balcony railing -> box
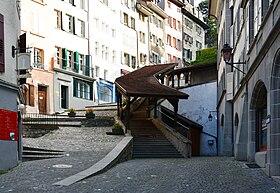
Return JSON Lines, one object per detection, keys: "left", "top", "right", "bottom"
{"left": 54, "top": 57, "right": 94, "bottom": 78}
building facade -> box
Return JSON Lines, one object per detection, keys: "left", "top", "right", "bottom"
{"left": 159, "top": 0, "right": 184, "bottom": 67}
{"left": 182, "top": 1, "right": 207, "bottom": 65}
{"left": 0, "top": 0, "right": 21, "bottom": 170}
{"left": 210, "top": 0, "right": 280, "bottom": 177}
{"left": 21, "top": 0, "right": 95, "bottom": 113}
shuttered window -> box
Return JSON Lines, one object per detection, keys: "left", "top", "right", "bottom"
{"left": 0, "top": 14, "right": 4, "bottom": 72}
{"left": 29, "top": 85, "right": 35, "bottom": 107}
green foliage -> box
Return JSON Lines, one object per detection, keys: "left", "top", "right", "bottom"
{"left": 198, "top": 0, "right": 217, "bottom": 47}
{"left": 0, "top": 170, "right": 9, "bottom": 175}
{"left": 190, "top": 46, "right": 217, "bottom": 65}
{"left": 112, "top": 123, "right": 123, "bottom": 129}
{"left": 69, "top": 108, "right": 76, "bottom": 113}
{"left": 85, "top": 108, "right": 94, "bottom": 115}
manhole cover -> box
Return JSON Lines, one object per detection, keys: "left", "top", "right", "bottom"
{"left": 245, "top": 163, "right": 260, "bottom": 168}
{"left": 52, "top": 164, "right": 72, "bottom": 169}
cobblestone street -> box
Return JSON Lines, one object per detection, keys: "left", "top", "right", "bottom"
{"left": 0, "top": 127, "right": 279, "bottom": 193}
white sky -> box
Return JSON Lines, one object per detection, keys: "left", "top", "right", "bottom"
{"left": 194, "top": 0, "right": 203, "bottom": 6}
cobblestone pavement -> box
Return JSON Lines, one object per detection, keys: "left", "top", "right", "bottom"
{"left": 0, "top": 128, "right": 280, "bottom": 192}
{"left": 0, "top": 126, "right": 123, "bottom": 193}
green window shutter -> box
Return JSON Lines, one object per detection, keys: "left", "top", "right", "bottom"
{"left": 74, "top": 51, "right": 79, "bottom": 73}
{"left": 90, "top": 82, "right": 93, "bottom": 100}
{"left": 72, "top": 16, "right": 75, "bottom": 34}
{"left": 85, "top": 55, "right": 90, "bottom": 76}
{"left": 62, "top": 48, "right": 68, "bottom": 69}
{"left": 73, "top": 78, "right": 78, "bottom": 97}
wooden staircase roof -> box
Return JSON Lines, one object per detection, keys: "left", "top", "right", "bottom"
{"left": 115, "top": 63, "right": 189, "bottom": 99}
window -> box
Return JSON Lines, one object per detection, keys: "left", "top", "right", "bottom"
{"left": 94, "top": 18, "right": 99, "bottom": 29}
{"left": 105, "top": 46, "right": 109, "bottom": 60}
{"left": 177, "top": 21, "right": 181, "bottom": 31}
{"left": 173, "top": 37, "right": 177, "bottom": 48}
{"left": 104, "top": 70, "right": 108, "bottom": 80}
{"left": 140, "top": 31, "right": 145, "bottom": 43}
{"left": 131, "top": 0, "right": 135, "bottom": 11}
{"left": 139, "top": 13, "right": 145, "bottom": 22}
{"left": 112, "top": 50, "right": 116, "bottom": 63}
{"left": 80, "top": 0, "right": 85, "bottom": 9}
{"left": 24, "top": 84, "right": 35, "bottom": 106}
{"left": 79, "top": 20, "right": 85, "bottom": 37}
{"left": 95, "top": 66, "right": 100, "bottom": 77}
{"left": 66, "top": 14, "right": 74, "bottom": 33}
{"left": 100, "top": 86, "right": 112, "bottom": 103}
{"left": 167, "top": 1, "right": 171, "bottom": 8}
{"left": 69, "top": 0, "right": 74, "bottom": 5}
{"left": 55, "top": 46, "right": 61, "bottom": 66}
{"left": 177, "top": 39, "right": 181, "bottom": 51}
{"left": 79, "top": 54, "right": 84, "bottom": 71}
{"left": 124, "top": 13, "right": 129, "bottom": 26}
{"left": 167, "top": 35, "right": 171, "bottom": 46}
{"left": 55, "top": 10, "right": 62, "bottom": 29}
{"left": 95, "top": 42, "right": 99, "bottom": 56}
{"left": 196, "top": 25, "right": 202, "bottom": 35}
{"left": 173, "top": 18, "right": 176, "bottom": 29}
{"left": 131, "top": 56, "right": 136, "bottom": 68}
{"left": 0, "top": 14, "right": 5, "bottom": 72}
{"left": 185, "top": 18, "right": 193, "bottom": 29}
{"left": 124, "top": 53, "right": 130, "bottom": 66}
{"left": 34, "top": 48, "right": 44, "bottom": 68}
{"left": 112, "top": 29, "right": 116, "bottom": 38}
{"left": 103, "top": 0, "right": 108, "bottom": 6}
{"left": 158, "top": 19, "right": 163, "bottom": 29}
{"left": 168, "top": 54, "right": 172, "bottom": 62}
{"left": 124, "top": 0, "right": 129, "bottom": 7}
{"left": 73, "top": 78, "right": 93, "bottom": 100}
{"left": 102, "top": 45, "right": 105, "bottom": 59}
{"left": 140, "top": 53, "right": 146, "bottom": 64}
{"left": 131, "top": 17, "right": 135, "bottom": 29}
{"left": 168, "top": 16, "right": 172, "bottom": 27}
{"left": 67, "top": 50, "right": 73, "bottom": 68}
{"left": 196, "top": 40, "right": 202, "bottom": 49}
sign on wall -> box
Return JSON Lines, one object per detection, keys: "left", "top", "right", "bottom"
{"left": 0, "top": 109, "right": 18, "bottom": 141}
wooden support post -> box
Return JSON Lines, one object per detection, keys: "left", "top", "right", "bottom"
{"left": 177, "top": 74, "right": 180, "bottom": 88}
{"left": 171, "top": 75, "right": 174, "bottom": 88}
{"left": 126, "top": 96, "right": 131, "bottom": 133}
{"left": 154, "top": 98, "right": 157, "bottom": 118}
{"left": 117, "top": 91, "right": 120, "bottom": 117}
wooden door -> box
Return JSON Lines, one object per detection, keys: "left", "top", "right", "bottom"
{"left": 38, "top": 91, "right": 47, "bottom": 114}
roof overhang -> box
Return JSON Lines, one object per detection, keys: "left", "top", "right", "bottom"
{"left": 169, "top": 0, "right": 185, "bottom": 7}
{"left": 146, "top": 2, "right": 168, "bottom": 19}
{"left": 136, "top": 2, "right": 153, "bottom": 16}
{"left": 182, "top": 8, "right": 209, "bottom": 30}
{"left": 208, "top": 0, "right": 219, "bottom": 19}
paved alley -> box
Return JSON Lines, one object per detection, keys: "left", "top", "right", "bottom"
{"left": 0, "top": 129, "right": 279, "bottom": 193}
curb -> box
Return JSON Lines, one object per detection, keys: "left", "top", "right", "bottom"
{"left": 53, "top": 136, "right": 133, "bottom": 186}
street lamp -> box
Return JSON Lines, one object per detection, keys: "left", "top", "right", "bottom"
{"left": 208, "top": 110, "right": 217, "bottom": 122}
{"left": 221, "top": 43, "right": 246, "bottom": 74}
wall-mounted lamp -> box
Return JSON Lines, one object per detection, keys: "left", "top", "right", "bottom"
{"left": 221, "top": 43, "right": 246, "bottom": 74}
{"left": 208, "top": 110, "right": 217, "bottom": 121}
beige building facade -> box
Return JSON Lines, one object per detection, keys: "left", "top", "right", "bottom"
{"left": 210, "top": 0, "right": 280, "bottom": 177}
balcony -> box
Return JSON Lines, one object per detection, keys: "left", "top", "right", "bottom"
{"left": 54, "top": 57, "right": 94, "bottom": 78}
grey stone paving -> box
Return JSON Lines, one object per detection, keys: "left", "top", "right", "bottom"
{"left": 0, "top": 126, "right": 279, "bottom": 193}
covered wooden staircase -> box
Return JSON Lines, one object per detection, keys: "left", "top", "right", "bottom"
{"left": 130, "top": 101, "right": 183, "bottom": 158}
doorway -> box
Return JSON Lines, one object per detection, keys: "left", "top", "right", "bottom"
{"left": 38, "top": 86, "right": 47, "bottom": 114}
{"left": 61, "top": 85, "right": 68, "bottom": 109}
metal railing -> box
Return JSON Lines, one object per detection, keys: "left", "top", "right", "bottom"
{"left": 158, "top": 108, "right": 190, "bottom": 140}
{"left": 22, "top": 113, "right": 58, "bottom": 125}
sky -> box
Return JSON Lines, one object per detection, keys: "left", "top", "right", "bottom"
{"left": 194, "top": 0, "right": 203, "bottom": 6}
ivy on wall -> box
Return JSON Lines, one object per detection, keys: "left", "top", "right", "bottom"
{"left": 190, "top": 46, "right": 217, "bottom": 65}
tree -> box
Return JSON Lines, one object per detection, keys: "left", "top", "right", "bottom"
{"left": 198, "top": 0, "right": 217, "bottom": 47}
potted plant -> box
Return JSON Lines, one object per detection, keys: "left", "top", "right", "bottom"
{"left": 112, "top": 123, "right": 124, "bottom": 135}
{"left": 68, "top": 108, "right": 76, "bottom": 117}
{"left": 85, "top": 108, "right": 95, "bottom": 119}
